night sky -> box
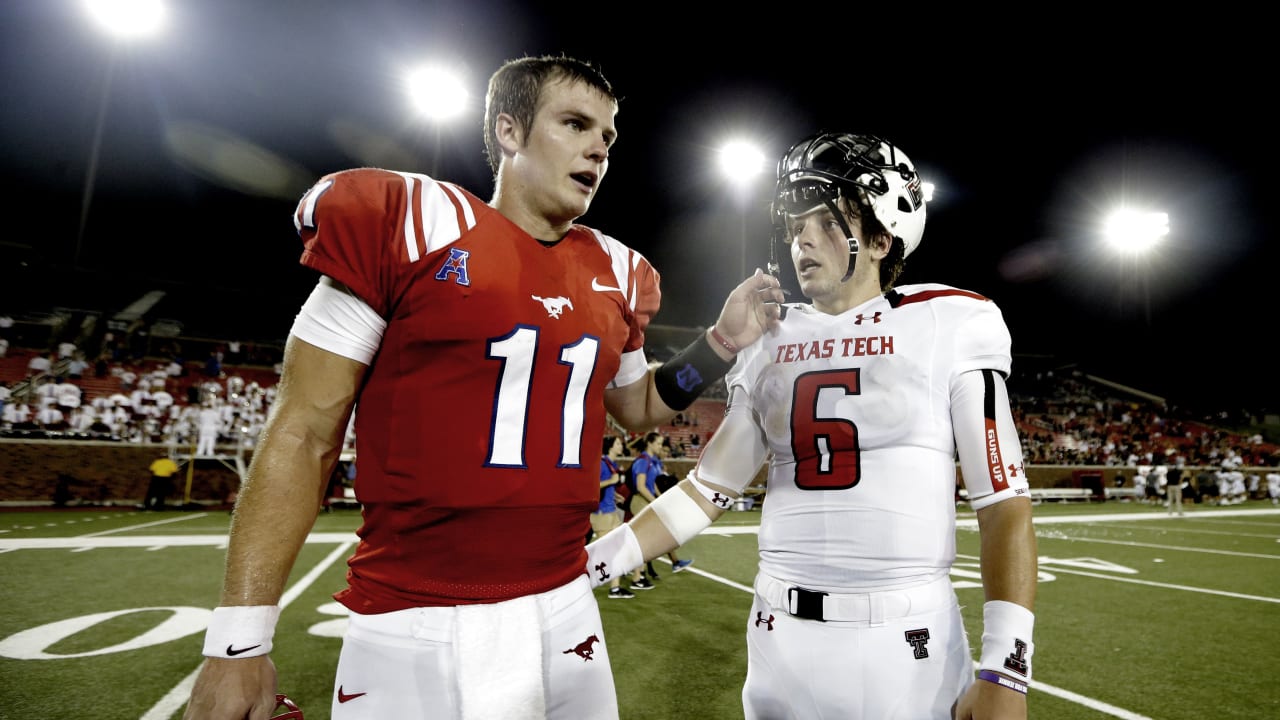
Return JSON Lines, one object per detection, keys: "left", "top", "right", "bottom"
{"left": 2, "top": 1, "right": 1273, "bottom": 413}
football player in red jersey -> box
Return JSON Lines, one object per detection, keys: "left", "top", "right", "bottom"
{"left": 587, "top": 133, "right": 1038, "bottom": 719}
{"left": 183, "top": 55, "right": 783, "bottom": 720}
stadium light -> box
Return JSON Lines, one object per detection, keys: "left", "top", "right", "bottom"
{"left": 76, "top": 0, "right": 167, "bottom": 268}
{"left": 1102, "top": 208, "right": 1170, "bottom": 254}
{"left": 407, "top": 64, "right": 469, "bottom": 121}
{"left": 718, "top": 139, "right": 766, "bottom": 278}
{"left": 718, "top": 140, "right": 766, "bottom": 189}
{"left": 406, "top": 63, "right": 468, "bottom": 176}
{"left": 83, "top": 0, "right": 166, "bottom": 39}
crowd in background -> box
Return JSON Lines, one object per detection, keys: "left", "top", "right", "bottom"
{"left": 1, "top": 317, "right": 1277, "bottom": 482}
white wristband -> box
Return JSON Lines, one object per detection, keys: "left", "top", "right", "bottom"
{"left": 584, "top": 525, "right": 643, "bottom": 589}
{"left": 202, "top": 605, "right": 281, "bottom": 659}
{"left": 687, "top": 474, "right": 735, "bottom": 510}
{"left": 648, "top": 486, "right": 712, "bottom": 546}
{"left": 979, "top": 600, "right": 1035, "bottom": 681}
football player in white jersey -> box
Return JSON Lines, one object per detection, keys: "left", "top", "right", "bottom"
{"left": 588, "top": 132, "right": 1038, "bottom": 718}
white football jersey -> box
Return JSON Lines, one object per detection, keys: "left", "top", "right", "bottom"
{"left": 727, "top": 283, "right": 1027, "bottom": 592}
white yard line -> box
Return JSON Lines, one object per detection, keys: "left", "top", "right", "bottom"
{"left": 1033, "top": 534, "right": 1279, "bottom": 559}
{"left": 139, "top": 541, "right": 354, "bottom": 720}
{"left": 1018, "top": 565, "right": 1279, "bottom": 604}
{"left": 80, "top": 513, "right": 208, "bottom": 537}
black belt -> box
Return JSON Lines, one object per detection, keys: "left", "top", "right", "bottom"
{"left": 786, "top": 586, "right": 829, "bottom": 622}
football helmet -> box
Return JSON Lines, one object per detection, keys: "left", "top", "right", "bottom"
{"left": 770, "top": 132, "right": 926, "bottom": 281}
{"left": 272, "top": 694, "right": 304, "bottom": 720}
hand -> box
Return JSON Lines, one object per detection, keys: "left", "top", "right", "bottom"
{"left": 183, "top": 656, "right": 278, "bottom": 720}
{"left": 954, "top": 674, "right": 1027, "bottom": 720}
{"left": 712, "top": 269, "right": 785, "bottom": 357}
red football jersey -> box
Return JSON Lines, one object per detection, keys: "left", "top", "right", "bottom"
{"left": 293, "top": 168, "right": 661, "bottom": 611}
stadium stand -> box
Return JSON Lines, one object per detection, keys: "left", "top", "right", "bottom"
{"left": 1, "top": 315, "right": 1276, "bottom": 508}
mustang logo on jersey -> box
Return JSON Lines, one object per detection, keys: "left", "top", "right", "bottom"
{"left": 774, "top": 335, "right": 894, "bottom": 364}
{"left": 434, "top": 247, "right": 471, "bottom": 286}
{"left": 531, "top": 295, "right": 574, "bottom": 319}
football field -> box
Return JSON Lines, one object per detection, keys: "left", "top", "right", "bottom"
{"left": 1, "top": 501, "right": 1277, "bottom": 719}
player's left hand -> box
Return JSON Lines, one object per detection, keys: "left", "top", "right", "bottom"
{"left": 954, "top": 676, "right": 1027, "bottom": 720}
{"left": 712, "top": 268, "right": 785, "bottom": 355}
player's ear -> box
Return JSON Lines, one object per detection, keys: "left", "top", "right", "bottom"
{"left": 494, "top": 112, "right": 524, "bottom": 158}
{"left": 870, "top": 231, "right": 893, "bottom": 258}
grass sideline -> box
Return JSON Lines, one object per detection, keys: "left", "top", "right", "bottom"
{"left": 1, "top": 500, "right": 1277, "bottom": 719}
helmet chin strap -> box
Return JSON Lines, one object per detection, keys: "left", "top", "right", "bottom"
{"left": 821, "top": 196, "right": 859, "bottom": 283}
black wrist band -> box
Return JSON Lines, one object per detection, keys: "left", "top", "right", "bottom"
{"left": 653, "top": 332, "right": 735, "bottom": 411}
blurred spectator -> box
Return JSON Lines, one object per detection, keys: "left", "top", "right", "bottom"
{"left": 67, "top": 353, "right": 89, "bottom": 380}
{"left": 196, "top": 402, "right": 222, "bottom": 456}
{"left": 35, "top": 404, "right": 66, "bottom": 432}
{"left": 144, "top": 454, "right": 181, "bottom": 510}
{"left": 203, "top": 349, "right": 223, "bottom": 378}
{"left": 54, "top": 378, "right": 82, "bottom": 414}
{"left": 26, "top": 351, "right": 52, "bottom": 378}
{"left": 2, "top": 400, "right": 32, "bottom": 429}
{"left": 1165, "top": 464, "right": 1184, "bottom": 516}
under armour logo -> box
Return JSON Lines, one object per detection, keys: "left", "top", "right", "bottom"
{"left": 531, "top": 295, "right": 574, "bottom": 319}
{"left": 594, "top": 561, "right": 611, "bottom": 583}
{"left": 434, "top": 248, "right": 471, "bottom": 286}
{"left": 1007, "top": 462, "right": 1025, "bottom": 478}
{"left": 563, "top": 634, "right": 600, "bottom": 661}
{"left": 675, "top": 363, "right": 703, "bottom": 392}
{"left": 1004, "top": 638, "right": 1030, "bottom": 676}
{"left": 854, "top": 312, "right": 882, "bottom": 325}
{"left": 755, "top": 612, "right": 774, "bottom": 631}
{"left": 711, "top": 492, "right": 731, "bottom": 508}
{"left": 905, "top": 628, "right": 930, "bottom": 659}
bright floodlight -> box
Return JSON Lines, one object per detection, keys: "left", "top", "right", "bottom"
{"left": 1102, "top": 209, "right": 1169, "bottom": 253}
{"left": 921, "top": 181, "right": 935, "bottom": 202}
{"left": 84, "top": 0, "right": 165, "bottom": 39}
{"left": 719, "top": 140, "right": 766, "bottom": 188}
{"left": 408, "top": 65, "right": 469, "bottom": 121}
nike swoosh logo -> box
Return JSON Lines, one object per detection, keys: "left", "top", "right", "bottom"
{"left": 337, "top": 686, "right": 367, "bottom": 703}
{"left": 225, "top": 644, "right": 261, "bottom": 656}
{"left": 591, "top": 277, "right": 623, "bottom": 293}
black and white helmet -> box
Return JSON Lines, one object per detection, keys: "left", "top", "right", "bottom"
{"left": 771, "top": 133, "right": 926, "bottom": 279}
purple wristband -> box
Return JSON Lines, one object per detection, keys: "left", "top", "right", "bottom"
{"left": 978, "top": 669, "right": 1028, "bottom": 695}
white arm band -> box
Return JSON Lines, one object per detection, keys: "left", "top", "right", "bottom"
{"left": 953, "top": 370, "right": 1029, "bottom": 510}
{"left": 201, "top": 605, "right": 281, "bottom": 659}
{"left": 687, "top": 474, "right": 736, "bottom": 510}
{"left": 979, "top": 600, "right": 1035, "bottom": 682}
{"left": 584, "top": 525, "right": 643, "bottom": 589}
{"left": 690, "top": 386, "right": 767, "bottom": 495}
{"left": 647, "top": 486, "right": 713, "bottom": 546}
{"left": 289, "top": 276, "right": 386, "bottom": 365}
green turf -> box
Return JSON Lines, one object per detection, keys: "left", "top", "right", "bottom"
{"left": 1, "top": 502, "right": 1277, "bottom": 719}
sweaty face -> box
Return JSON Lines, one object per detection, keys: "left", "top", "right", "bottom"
{"left": 509, "top": 78, "right": 617, "bottom": 228}
{"left": 786, "top": 204, "right": 859, "bottom": 303}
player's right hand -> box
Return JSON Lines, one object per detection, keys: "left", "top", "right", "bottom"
{"left": 183, "top": 655, "right": 278, "bottom": 720}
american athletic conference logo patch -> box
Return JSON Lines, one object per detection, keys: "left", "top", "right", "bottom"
{"left": 434, "top": 247, "right": 471, "bottom": 285}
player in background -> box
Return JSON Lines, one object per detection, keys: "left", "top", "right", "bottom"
{"left": 183, "top": 54, "right": 783, "bottom": 720}
{"left": 587, "top": 132, "right": 1038, "bottom": 718}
